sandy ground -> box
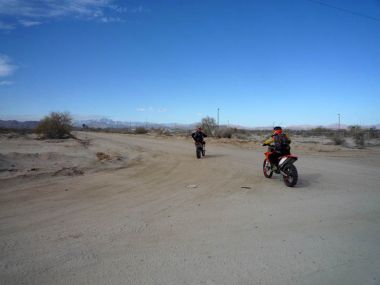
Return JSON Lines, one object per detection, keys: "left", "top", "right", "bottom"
{"left": 1, "top": 131, "right": 380, "bottom": 285}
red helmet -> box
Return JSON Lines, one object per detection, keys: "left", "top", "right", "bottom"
{"left": 197, "top": 127, "right": 202, "bottom": 131}
{"left": 273, "top": 126, "right": 282, "bottom": 135}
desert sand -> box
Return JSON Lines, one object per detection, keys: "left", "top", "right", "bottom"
{"left": 1, "top": 131, "right": 380, "bottom": 285}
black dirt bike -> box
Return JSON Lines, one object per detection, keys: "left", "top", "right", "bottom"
{"left": 195, "top": 141, "right": 206, "bottom": 159}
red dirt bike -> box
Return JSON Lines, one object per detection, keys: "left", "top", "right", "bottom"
{"left": 262, "top": 144, "right": 298, "bottom": 187}
{"left": 195, "top": 141, "right": 206, "bottom": 159}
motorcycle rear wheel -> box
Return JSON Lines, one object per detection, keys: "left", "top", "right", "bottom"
{"left": 196, "top": 148, "right": 201, "bottom": 159}
{"left": 263, "top": 159, "right": 273, "bottom": 178}
{"left": 282, "top": 164, "right": 298, "bottom": 187}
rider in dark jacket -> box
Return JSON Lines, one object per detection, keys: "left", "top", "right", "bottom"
{"left": 191, "top": 127, "right": 207, "bottom": 144}
{"left": 263, "top": 126, "right": 291, "bottom": 170}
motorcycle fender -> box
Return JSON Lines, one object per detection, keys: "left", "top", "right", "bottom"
{"left": 279, "top": 157, "right": 288, "bottom": 166}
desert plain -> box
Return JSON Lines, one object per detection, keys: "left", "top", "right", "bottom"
{"left": 1, "top": 131, "right": 380, "bottom": 285}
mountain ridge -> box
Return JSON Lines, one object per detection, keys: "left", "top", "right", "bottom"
{"left": 0, "top": 119, "right": 379, "bottom": 130}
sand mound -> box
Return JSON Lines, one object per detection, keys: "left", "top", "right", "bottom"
{"left": 0, "top": 134, "right": 129, "bottom": 180}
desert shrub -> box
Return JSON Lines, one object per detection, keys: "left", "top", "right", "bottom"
{"left": 348, "top": 125, "right": 366, "bottom": 147}
{"left": 332, "top": 135, "right": 345, "bottom": 145}
{"left": 354, "top": 132, "right": 365, "bottom": 148}
{"left": 152, "top": 128, "right": 171, "bottom": 136}
{"left": 215, "top": 128, "right": 234, "bottom": 138}
{"left": 96, "top": 152, "right": 111, "bottom": 161}
{"left": 368, "top": 127, "right": 379, "bottom": 139}
{"left": 35, "top": 112, "right": 73, "bottom": 139}
{"left": 135, "top": 127, "right": 148, "bottom": 134}
{"left": 234, "top": 132, "right": 250, "bottom": 140}
{"left": 200, "top": 116, "right": 217, "bottom": 136}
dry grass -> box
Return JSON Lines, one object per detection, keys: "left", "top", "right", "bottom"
{"left": 96, "top": 152, "right": 111, "bottom": 161}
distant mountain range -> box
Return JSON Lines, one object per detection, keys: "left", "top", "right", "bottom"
{"left": 0, "top": 120, "right": 39, "bottom": 129}
{"left": 0, "top": 119, "right": 196, "bottom": 130}
{"left": 75, "top": 118, "right": 197, "bottom": 129}
{"left": 251, "top": 124, "right": 380, "bottom": 130}
{"left": 0, "top": 119, "right": 378, "bottom": 130}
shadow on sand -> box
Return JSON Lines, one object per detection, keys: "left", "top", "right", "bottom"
{"left": 202, "top": 153, "right": 227, "bottom": 159}
{"left": 296, "top": 173, "right": 322, "bottom": 188}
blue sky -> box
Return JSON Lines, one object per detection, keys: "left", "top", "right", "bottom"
{"left": 0, "top": 0, "right": 379, "bottom": 127}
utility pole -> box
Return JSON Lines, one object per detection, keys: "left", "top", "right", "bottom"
{"left": 338, "top": 113, "right": 341, "bottom": 130}
{"left": 337, "top": 113, "right": 341, "bottom": 136}
{"left": 217, "top": 108, "right": 220, "bottom": 128}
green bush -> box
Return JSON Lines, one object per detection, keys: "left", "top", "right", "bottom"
{"left": 35, "top": 112, "right": 73, "bottom": 139}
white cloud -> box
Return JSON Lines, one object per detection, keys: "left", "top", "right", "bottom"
{"left": 100, "top": 16, "right": 123, "bottom": 23}
{"left": 0, "top": 0, "right": 146, "bottom": 30}
{"left": 0, "top": 80, "right": 14, "bottom": 86}
{"left": 19, "top": 20, "right": 41, "bottom": 27}
{"left": 0, "top": 21, "right": 15, "bottom": 30}
{"left": 137, "top": 107, "right": 167, "bottom": 113}
{"left": 0, "top": 54, "right": 17, "bottom": 77}
{"left": 109, "top": 4, "right": 145, "bottom": 14}
{"left": 0, "top": 0, "right": 111, "bottom": 19}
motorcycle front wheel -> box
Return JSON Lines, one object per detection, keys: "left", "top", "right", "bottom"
{"left": 282, "top": 164, "right": 298, "bottom": 187}
{"left": 263, "top": 159, "right": 273, "bottom": 178}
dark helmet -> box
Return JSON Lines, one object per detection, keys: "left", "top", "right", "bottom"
{"left": 197, "top": 127, "right": 203, "bottom": 131}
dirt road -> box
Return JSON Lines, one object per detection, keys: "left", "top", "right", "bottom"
{"left": 1, "top": 132, "right": 380, "bottom": 284}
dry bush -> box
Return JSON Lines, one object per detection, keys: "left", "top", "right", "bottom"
{"left": 53, "top": 167, "right": 84, "bottom": 176}
{"left": 135, "top": 127, "right": 148, "bottom": 134}
{"left": 153, "top": 128, "right": 172, "bottom": 136}
{"left": 200, "top": 116, "right": 217, "bottom": 136}
{"left": 35, "top": 112, "right": 73, "bottom": 139}
{"left": 332, "top": 135, "right": 345, "bottom": 145}
{"left": 96, "top": 152, "right": 111, "bottom": 161}
{"left": 215, "top": 128, "right": 234, "bottom": 138}
{"left": 354, "top": 132, "right": 365, "bottom": 148}
{"left": 233, "top": 132, "right": 251, "bottom": 140}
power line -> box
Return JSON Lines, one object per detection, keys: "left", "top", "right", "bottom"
{"left": 307, "top": 0, "right": 380, "bottom": 23}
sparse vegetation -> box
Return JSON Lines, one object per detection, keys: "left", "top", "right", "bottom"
{"left": 134, "top": 127, "right": 148, "bottom": 134}
{"left": 96, "top": 152, "right": 111, "bottom": 161}
{"left": 215, "top": 128, "right": 234, "bottom": 138}
{"left": 332, "top": 135, "right": 345, "bottom": 145}
{"left": 35, "top": 112, "right": 73, "bottom": 139}
{"left": 0, "top": 128, "right": 33, "bottom": 135}
{"left": 200, "top": 116, "right": 217, "bottom": 136}
{"left": 153, "top": 128, "right": 172, "bottom": 136}
{"left": 354, "top": 132, "right": 365, "bottom": 148}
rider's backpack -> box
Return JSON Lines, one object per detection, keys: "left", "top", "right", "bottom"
{"left": 194, "top": 131, "right": 203, "bottom": 142}
{"left": 274, "top": 133, "right": 290, "bottom": 151}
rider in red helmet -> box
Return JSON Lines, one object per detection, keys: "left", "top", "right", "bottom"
{"left": 263, "top": 126, "right": 291, "bottom": 170}
{"left": 192, "top": 127, "right": 207, "bottom": 145}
